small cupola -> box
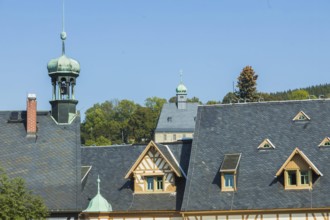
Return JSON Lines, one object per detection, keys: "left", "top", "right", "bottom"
{"left": 48, "top": 28, "right": 80, "bottom": 123}
{"left": 176, "top": 70, "right": 187, "bottom": 110}
{"left": 47, "top": 32, "right": 80, "bottom": 75}
{"left": 176, "top": 83, "right": 187, "bottom": 94}
{"left": 83, "top": 176, "right": 112, "bottom": 215}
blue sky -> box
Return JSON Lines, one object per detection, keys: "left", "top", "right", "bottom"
{"left": 0, "top": 1, "right": 329, "bottom": 120}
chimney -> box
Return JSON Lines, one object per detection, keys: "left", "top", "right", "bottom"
{"left": 27, "top": 94, "right": 37, "bottom": 136}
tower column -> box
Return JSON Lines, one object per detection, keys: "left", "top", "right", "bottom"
{"left": 52, "top": 82, "right": 56, "bottom": 100}
{"left": 58, "top": 81, "right": 62, "bottom": 100}
{"left": 71, "top": 83, "right": 75, "bottom": 100}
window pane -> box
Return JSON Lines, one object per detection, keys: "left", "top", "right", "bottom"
{"left": 146, "top": 177, "right": 154, "bottom": 190}
{"left": 288, "top": 171, "right": 297, "bottom": 185}
{"left": 301, "top": 171, "right": 309, "bottom": 185}
{"left": 224, "top": 174, "right": 234, "bottom": 187}
{"left": 156, "top": 177, "right": 163, "bottom": 190}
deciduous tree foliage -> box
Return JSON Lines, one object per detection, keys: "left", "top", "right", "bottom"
{"left": 288, "top": 89, "right": 309, "bottom": 100}
{"left": 81, "top": 97, "right": 167, "bottom": 145}
{"left": 236, "top": 66, "right": 259, "bottom": 102}
{"left": 0, "top": 167, "right": 48, "bottom": 219}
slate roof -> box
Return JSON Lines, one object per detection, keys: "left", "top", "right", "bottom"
{"left": 155, "top": 103, "right": 198, "bottom": 133}
{"left": 155, "top": 143, "right": 182, "bottom": 176}
{"left": 0, "top": 111, "right": 81, "bottom": 212}
{"left": 182, "top": 100, "right": 330, "bottom": 211}
{"left": 81, "top": 140, "right": 192, "bottom": 211}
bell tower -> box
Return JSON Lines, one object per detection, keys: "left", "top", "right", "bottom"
{"left": 47, "top": 3, "right": 80, "bottom": 124}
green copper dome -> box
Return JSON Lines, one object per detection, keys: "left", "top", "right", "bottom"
{"left": 83, "top": 176, "right": 112, "bottom": 213}
{"left": 47, "top": 55, "right": 80, "bottom": 74}
{"left": 176, "top": 83, "right": 187, "bottom": 94}
{"left": 47, "top": 31, "right": 80, "bottom": 75}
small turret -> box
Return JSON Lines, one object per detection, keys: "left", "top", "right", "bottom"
{"left": 176, "top": 70, "right": 187, "bottom": 110}
{"left": 83, "top": 176, "right": 112, "bottom": 212}
{"left": 47, "top": 8, "right": 80, "bottom": 124}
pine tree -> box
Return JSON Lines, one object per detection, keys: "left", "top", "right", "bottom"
{"left": 236, "top": 66, "right": 259, "bottom": 102}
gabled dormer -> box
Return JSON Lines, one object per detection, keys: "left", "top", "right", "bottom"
{"left": 258, "top": 139, "right": 275, "bottom": 149}
{"left": 125, "top": 141, "right": 183, "bottom": 194}
{"left": 292, "top": 111, "right": 310, "bottom": 121}
{"left": 275, "top": 148, "right": 322, "bottom": 190}
{"left": 318, "top": 137, "right": 330, "bottom": 147}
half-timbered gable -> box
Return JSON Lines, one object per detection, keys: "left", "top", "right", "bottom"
{"left": 125, "top": 141, "right": 183, "bottom": 193}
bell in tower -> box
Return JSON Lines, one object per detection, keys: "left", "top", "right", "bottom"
{"left": 47, "top": 30, "right": 80, "bottom": 124}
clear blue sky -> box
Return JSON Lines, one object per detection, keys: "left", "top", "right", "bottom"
{"left": 0, "top": 1, "right": 329, "bottom": 120}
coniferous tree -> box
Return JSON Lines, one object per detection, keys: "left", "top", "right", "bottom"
{"left": 236, "top": 66, "right": 259, "bottom": 102}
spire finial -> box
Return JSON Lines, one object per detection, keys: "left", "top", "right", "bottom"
{"left": 61, "top": 0, "right": 67, "bottom": 55}
{"left": 179, "top": 69, "right": 183, "bottom": 83}
{"left": 97, "top": 175, "right": 101, "bottom": 194}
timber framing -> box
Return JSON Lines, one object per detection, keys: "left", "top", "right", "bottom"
{"left": 125, "top": 141, "right": 181, "bottom": 178}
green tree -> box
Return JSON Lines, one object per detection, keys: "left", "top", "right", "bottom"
{"left": 187, "top": 96, "right": 202, "bottom": 104}
{"left": 81, "top": 100, "right": 137, "bottom": 145}
{"left": 0, "top": 167, "right": 48, "bottom": 219}
{"left": 81, "top": 98, "right": 166, "bottom": 145}
{"left": 206, "top": 100, "right": 220, "bottom": 105}
{"left": 145, "top": 97, "right": 167, "bottom": 113}
{"left": 168, "top": 96, "right": 176, "bottom": 103}
{"left": 236, "top": 66, "right": 259, "bottom": 102}
{"left": 222, "top": 92, "right": 238, "bottom": 104}
{"left": 128, "top": 106, "right": 155, "bottom": 143}
{"left": 288, "top": 90, "right": 309, "bottom": 100}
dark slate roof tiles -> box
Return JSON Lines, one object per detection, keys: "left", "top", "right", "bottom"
{"left": 81, "top": 141, "right": 192, "bottom": 211}
{"left": 0, "top": 111, "right": 81, "bottom": 212}
{"left": 155, "top": 103, "right": 198, "bottom": 132}
{"left": 182, "top": 100, "right": 330, "bottom": 211}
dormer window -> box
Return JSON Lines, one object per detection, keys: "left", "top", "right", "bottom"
{"left": 258, "top": 139, "right": 275, "bottom": 149}
{"left": 125, "top": 141, "right": 184, "bottom": 194}
{"left": 319, "top": 137, "right": 330, "bottom": 147}
{"left": 146, "top": 176, "right": 164, "bottom": 191}
{"left": 275, "top": 148, "right": 322, "bottom": 190}
{"left": 293, "top": 111, "right": 310, "bottom": 121}
{"left": 220, "top": 153, "right": 241, "bottom": 192}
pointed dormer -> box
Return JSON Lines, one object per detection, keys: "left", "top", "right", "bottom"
{"left": 125, "top": 141, "right": 184, "bottom": 194}
{"left": 176, "top": 70, "right": 187, "bottom": 110}
{"left": 275, "top": 148, "right": 322, "bottom": 190}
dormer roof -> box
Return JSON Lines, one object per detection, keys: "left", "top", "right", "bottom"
{"left": 125, "top": 141, "right": 182, "bottom": 178}
{"left": 275, "top": 147, "right": 323, "bottom": 177}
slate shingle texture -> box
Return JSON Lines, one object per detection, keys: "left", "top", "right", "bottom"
{"left": 182, "top": 100, "right": 330, "bottom": 211}
{"left": 155, "top": 103, "right": 198, "bottom": 132}
{"left": 0, "top": 111, "right": 81, "bottom": 212}
{"left": 81, "top": 141, "right": 192, "bottom": 211}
